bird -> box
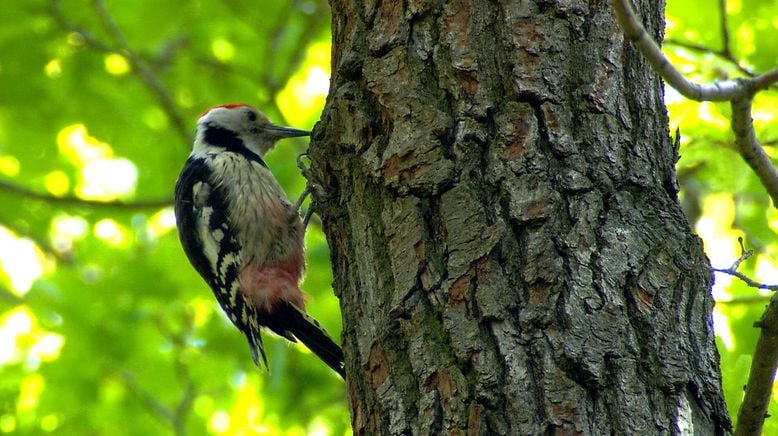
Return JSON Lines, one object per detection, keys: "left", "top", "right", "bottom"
{"left": 174, "top": 103, "right": 345, "bottom": 378}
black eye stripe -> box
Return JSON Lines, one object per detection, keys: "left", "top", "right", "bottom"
{"left": 247, "top": 111, "right": 257, "bottom": 122}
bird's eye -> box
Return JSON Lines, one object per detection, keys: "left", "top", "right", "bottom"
{"left": 247, "top": 111, "right": 257, "bottom": 122}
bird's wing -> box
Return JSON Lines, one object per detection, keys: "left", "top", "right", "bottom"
{"left": 174, "top": 156, "right": 268, "bottom": 368}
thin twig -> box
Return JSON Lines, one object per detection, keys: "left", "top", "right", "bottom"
{"left": 614, "top": 0, "right": 778, "bottom": 97}
{"left": 0, "top": 179, "right": 171, "bottom": 210}
{"left": 735, "top": 292, "right": 778, "bottom": 436}
{"left": 718, "top": 0, "right": 732, "bottom": 59}
{"left": 49, "top": 0, "right": 191, "bottom": 148}
{"left": 122, "top": 371, "right": 176, "bottom": 423}
{"left": 49, "top": 0, "right": 114, "bottom": 52}
{"left": 663, "top": 39, "right": 756, "bottom": 77}
{"left": 713, "top": 237, "right": 778, "bottom": 291}
{"left": 731, "top": 237, "right": 752, "bottom": 270}
{"left": 715, "top": 268, "right": 778, "bottom": 291}
{"left": 172, "top": 381, "right": 195, "bottom": 436}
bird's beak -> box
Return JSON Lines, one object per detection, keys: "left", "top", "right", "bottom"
{"left": 267, "top": 125, "right": 310, "bottom": 138}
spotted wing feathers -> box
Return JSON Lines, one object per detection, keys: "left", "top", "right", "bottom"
{"left": 174, "top": 156, "right": 267, "bottom": 368}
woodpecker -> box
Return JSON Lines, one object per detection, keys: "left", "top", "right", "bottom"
{"left": 174, "top": 103, "right": 344, "bottom": 378}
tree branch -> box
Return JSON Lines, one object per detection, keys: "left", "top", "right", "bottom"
{"left": 611, "top": 0, "right": 742, "bottom": 101}
{"left": 709, "top": 238, "right": 778, "bottom": 435}
{"left": 730, "top": 95, "right": 778, "bottom": 204}
{"left": 89, "top": 0, "right": 191, "bottom": 147}
{"left": 713, "top": 237, "right": 778, "bottom": 291}
{"left": 0, "top": 179, "right": 171, "bottom": 210}
{"left": 716, "top": 267, "right": 778, "bottom": 292}
{"left": 736, "top": 292, "right": 778, "bottom": 436}
{"left": 49, "top": 0, "right": 114, "bottom": 53}
{"left": 611, "top": 0, "right": 778, "bottom": 207}
{"left": 752, "top": 68, "right": 778, "bottom": 92}
{"left": 49, "top": 0, "right": 191, "bottom": 148}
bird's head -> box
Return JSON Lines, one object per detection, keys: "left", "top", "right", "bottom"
{"left": 193, "top": 103, "right": 309, "bottom": 157}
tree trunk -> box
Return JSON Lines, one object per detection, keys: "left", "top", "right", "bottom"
{"left": 312, "top": 0, "right": 731, "bottom": 434}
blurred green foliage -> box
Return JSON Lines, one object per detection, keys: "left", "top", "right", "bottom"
{"left": 0, "top": 0, "right": 346, "bottom": 434}
{"left": 1, "top": 0, "right": 777, "bottom": 434}
{"left": 666, "top": 0, "right": 778, "bottom": 432}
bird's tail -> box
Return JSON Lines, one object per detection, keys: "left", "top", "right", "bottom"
{"left": 266, "top": 302, "right": 345, "bottom": 379}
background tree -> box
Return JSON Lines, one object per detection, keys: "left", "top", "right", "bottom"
{"left": 0, "top": 0, "right": 776, "bottom": 434}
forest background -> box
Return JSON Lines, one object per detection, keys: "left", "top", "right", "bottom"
{"left": 0, "top": 0, "right": 776, "bottom": 434}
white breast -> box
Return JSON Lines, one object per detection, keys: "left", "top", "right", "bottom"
{"left": 204, "top": 152, "right": 303, "bottom": 267}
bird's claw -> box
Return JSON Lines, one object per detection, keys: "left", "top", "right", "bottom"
{"left": 294, "top": 152, "right": 325, "bottom": 230}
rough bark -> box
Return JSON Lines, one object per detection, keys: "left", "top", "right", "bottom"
{"left": 311, "top": 0, "right": 731, "bottom": 434}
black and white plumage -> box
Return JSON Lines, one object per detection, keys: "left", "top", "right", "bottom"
{"left": 174, "top": 103, "right": 345, "bottom": 378}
